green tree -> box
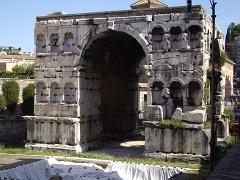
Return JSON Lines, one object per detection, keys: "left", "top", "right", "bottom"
{"left": 12, "top": 65, "right": 26, "bottom": 74}
{"left": 226, "top": 23, "right": 240, "bottom": 41}
{"left": 219, "top": 51, "right": 227, "bottom": 68}
{"left": 2, "top": 80, "right": 20, "bottom": 113}
{"left": 22, "top": 84, "right": 34, "bottom": 115}
{"left": 12, "top": 64, "right": 35, "bottom": 79}
{"left": 0, "top": 94, "right": 6, "bottom": 112}
{"left": 231, "top": 24, "right": 240, "bottom": 40}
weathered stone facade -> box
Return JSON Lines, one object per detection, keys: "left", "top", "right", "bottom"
{"left": 26, "top": 4, "right": 224, "bottom": 153}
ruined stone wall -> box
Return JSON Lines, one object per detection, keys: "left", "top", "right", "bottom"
{"left": 144, "top": 121, "right": 210, "bottom": 156}
{"left": 0, "top": 116, "right": 26, "bottom": 144}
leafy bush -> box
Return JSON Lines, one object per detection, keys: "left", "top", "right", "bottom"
{"left": 22, "top": 84, "right": 34, "bottom": 115}
{"left": 12, "top": 64, "right": 35, "bottom": 79}
{"left": 224, "top": 109, "right": 235, "bottom": 121}
{"left": 2, "top": 80, "right": 20, "bottom": 113}
{"left": 0, "top": 94, "right": 6, "bottom": 112}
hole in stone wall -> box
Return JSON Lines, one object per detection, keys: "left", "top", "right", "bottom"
{"left": 152, "top": 81, "right": 164, "bottom": 105}
{"left": 64, "top": 32, "right": 74, "bottom": 52}
{"left": 170, "top": 81, "right": 183, "bottom": 108}
{"left": 152, "top": 27, "right": 164, "bottom": 50}
{"left": 188, "top": 25, "right": 202, "bottom": 49}
{"left": 188, "top": 81, "right": 202, "bottom": 106}
{"left": 50, "top": 82, "right": 61, "bottom": 103}
{"left": 36, "top": 34, "right": 46, "bottom": 53}
{"left": 170, "top": 27, "right": 182, "bottom": 50}
{"left": 36, "top": 82, "right": 47, "bottom": 103}
{"left": 50, "top": 33, "right": 59, "bottom": 53}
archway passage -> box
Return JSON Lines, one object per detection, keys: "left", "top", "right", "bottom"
{"left": 80, "top": 30, "right": 146, "bottom": 141}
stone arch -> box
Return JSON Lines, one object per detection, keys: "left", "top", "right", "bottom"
{"left": 78, "top": 27, "right": 148, "bottom": 140}
{"left": 170, "top": 81, "right": 183, "bottom": 107}
{"left": 50, "top": 82, "right": 61, "bottom": 103}
{"left": 36, "top": 34, "right": 46, "bottom": 53}
{"left": 79, "top": 24, "right": 151, "bottom": 66}
{"left": 151, "top": 81, "right": 164, "bottom": 105}
{"left": 64, "top": 32, "right": 74, "bottom": 52}
{"left": 151, "top": 27, "right": 165, "bottom": 50}
{"left": 188, "top": 25, "right": 202, "bottom": 49}
{"left": 168, "top": 23, "right": 185, "bottom": 32}
{"left": 148, "top": 77, "right": 166, "bottom": 88}
{"left": 187, "top": 81, "right": 202, "bottom": 106}
{"left": 36, "top": 81, "right": 48, "bottom": 103}
{"left": 149, "top": 23, "right": 167, "bottom": 33}
{"left": 64, "top": 82, "right": 76, "bottom": 104}
{"left": 168, "top": 78, "right": 185, "bottom": 87}
{"left": 170, "top": 26, "right": 183, "bottom": 50}
{"left": 50, "top": 33, "right": 59, "bottom": 53}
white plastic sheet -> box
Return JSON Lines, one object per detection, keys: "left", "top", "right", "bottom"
{"left": 106, "top": 162, "right": 185, "bottom": 180}
{"left": 0, "top": 158, "right": 184, "bottom": 180}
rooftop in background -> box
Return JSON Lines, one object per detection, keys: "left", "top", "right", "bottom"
{"left": 131, "top": 0, "right": 168, "bottom": 9}
{"left": 0, "top": 53, "right": 35, "bottom": 61}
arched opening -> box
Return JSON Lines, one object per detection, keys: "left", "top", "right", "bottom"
{"left": 170, "top": 27, "right": 182, "bottom": 50}
{"left": 170, "top": 81, "right": 183, "bottom": 108}
{"left": 188, "top": 25, "right": 202, "bottom": 49}
{"left": 36, "top": 82, "right": 48, "bottom": 103}
{"left": 151, "top": 81, "right": 164, "bottom": 105}
{"left": 64, "top": 82, "right": 76, "bottom": 104}
{"left": 188, "top": 81, "right": 202, "bottom": 106}
{"left": 80, "top": 30, "right": 146, "bottom": 140}
{"left": 64, "top": 32, "right": 74, "bottom": 52}
{"left": 50, "top": 33, "right": 59, "bottom": 53}
{"left": 36, "top": 34, "right": 46, "bottom": 53}
{"left": 152, "top": 27, "right": 165, "bottom": 50}
{"left": 50, "top": 82, "right": 61, "bottom": 103}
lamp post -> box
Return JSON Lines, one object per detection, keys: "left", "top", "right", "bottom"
{"left": 209, "top": 0, "right": 218, "bottom": 171}
{"left": 187, "top": 0, "right": 192, "bottom": 12}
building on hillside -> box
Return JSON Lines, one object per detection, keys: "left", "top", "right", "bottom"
{"left": 25, "top": 0, "right": 227, "bottom": 156}
{"left": 226, "top": 34, "right": 240, "bottom": 76}
{"left": 0, "top": 53, "right": 35, "bottom": 72}
{"left": 223, "top": 59, "right": 235, "bottom": 99}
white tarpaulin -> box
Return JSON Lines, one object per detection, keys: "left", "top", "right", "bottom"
{"left": 106, "top": 162, "right": 185, "bottom": 180}
{"left": 0, "top": 158, "right": 184, "bottom": 180}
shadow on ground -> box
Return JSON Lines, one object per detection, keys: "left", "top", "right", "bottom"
{"left": 90, "top": 135, "right": 145, "bottom": 158}
{"left": 0, "top": 155, "right": 41, "bottom": 170}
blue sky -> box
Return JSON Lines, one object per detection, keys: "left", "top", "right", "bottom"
{"left": 0, "top": 0, "right": 239, "bottom": 52}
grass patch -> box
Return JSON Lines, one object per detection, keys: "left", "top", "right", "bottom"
{"left": 160, "top": 119, "right": 185, "bottom": 128}
{"left": 203, "top": 121, "right": 211, "bottom": 129}
{"left": 0, "top": 144, "right": 203, "bottom": 170}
